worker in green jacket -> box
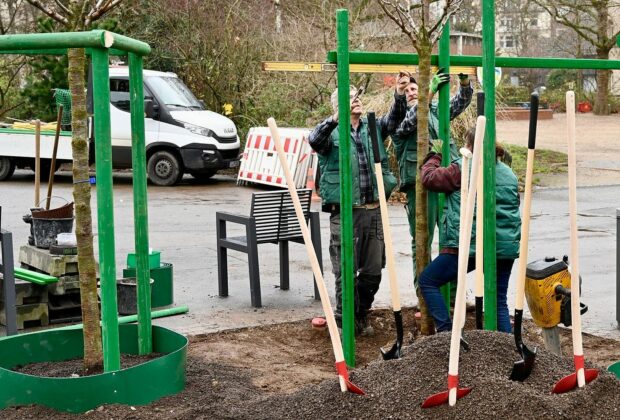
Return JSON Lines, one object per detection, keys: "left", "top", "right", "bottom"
{"left": 308, "top": 74, "right": 409, "bottom": 335}
{"left": 418, "top": 126, "right": 521, "bottom": 333}
{"left": 393, "top": 70, "right": 473, "bottom": 289}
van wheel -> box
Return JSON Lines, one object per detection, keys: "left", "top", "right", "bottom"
{"left": 190, "top": 169, "right": 217, "bottom": 182}
{"left": 147, "top": 151, "right": 183, "bottom": 186}
{"left": 0, "top": 157, "right": 16, "bottom": 181}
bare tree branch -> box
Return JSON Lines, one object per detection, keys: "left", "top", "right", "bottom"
{"left": 25, "top": 0, "right": 69, "bottom": 24}
{"left": 53, "top": 0, "right": 71, "bottom": 15}
{"left": 85, "top": 0, "right": 124, "bottom": 26}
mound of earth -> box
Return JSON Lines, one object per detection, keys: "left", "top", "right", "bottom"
{"left": 239, "top": 330, "right": 620, "bottom": 419}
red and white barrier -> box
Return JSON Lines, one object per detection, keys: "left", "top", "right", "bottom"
{"left": 238, "top": 127, "right": 317, "bottom": 194}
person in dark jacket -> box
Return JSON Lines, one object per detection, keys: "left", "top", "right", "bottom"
{"left": 308, "top": 75, "right": 408, "bottom": 335}
{"left": 418, "top": 127, "right": 521, "bottom": 333}
{"left": 392, "top": 71, "right": 473, "bottom": 289}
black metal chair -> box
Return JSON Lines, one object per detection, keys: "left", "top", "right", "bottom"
{"left": 216, "top": 189, "right": 321, "bottom": 307}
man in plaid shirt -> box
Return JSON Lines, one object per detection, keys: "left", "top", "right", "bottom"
{"left": 308, "top": 74, "right": 409, "bottom": 335}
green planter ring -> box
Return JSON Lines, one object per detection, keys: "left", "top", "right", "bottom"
{"left": 0, "top": 324, "right": 187, "bottom": 413}
{"left": 609, "top": 361, "right": 620, "bottom": 379}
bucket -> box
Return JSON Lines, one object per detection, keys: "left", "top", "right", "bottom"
{"left": 116, "top": 277, "right": 154, "bottom": 315}
{"left": 31, "top": 217, "right": 74, "bottom": 249}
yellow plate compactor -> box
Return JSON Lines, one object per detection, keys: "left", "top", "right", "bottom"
{"left": 524, "top": 256, "right": 588, "bottom": 328}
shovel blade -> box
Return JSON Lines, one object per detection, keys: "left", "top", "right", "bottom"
{"left": 421, "top": 387, "right": 472, "bottom": 408}
{"left": 345, "top": 378, "right": 366, "bottom": 395}
{"left": 380, "top": 341, "right": 402, "bottom": 360}
{"left": 510, "top": 344, "right": 537, "bottom": 381}
{"left": 552, "top": 369, "right": 599, "bottom": 394}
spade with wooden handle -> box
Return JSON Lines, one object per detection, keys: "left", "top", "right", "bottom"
{"left": 422, "top": 116, "right": 486, "bottom": 408}
{"left": 267, "top": 117, "right": 364, "bottom": 395}
{"left": 552, "top": 91, "right": 598, "bottom": 393}
{"left": 367, "top": 112, "right": 403, "bottom": 360}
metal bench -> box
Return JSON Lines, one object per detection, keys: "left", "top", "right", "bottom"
{"left": 216, "top": 189, "right": 321, "bottom": 307}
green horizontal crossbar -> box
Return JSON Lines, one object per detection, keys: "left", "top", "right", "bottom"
{"left": 0, "top": 30, "right": 150, "bottom": 56}
{"left": 14, "top": 267, "right": 58, "bottom": 285}
{"left": 326, "top": 51, "right": 620, "bottom": 71}
{"left": 0, "top": 48, "right": 130, "bottom": 56}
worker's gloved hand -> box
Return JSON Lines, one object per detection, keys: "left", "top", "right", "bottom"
{"left": 458, "top": 72, "right": 470, "bottom": 86}
{"left": 396, "top": 70, "right": 412, "bottom": 95}
{"left": 422, "top": 151, "right": 440, "bottom": 165}
{"left": 430, "top": 68, "right": 450, "bottom": 94}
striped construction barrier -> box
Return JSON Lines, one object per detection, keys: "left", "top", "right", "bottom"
{"left": 238, "top": 127, "right": 318, "bottom": 198}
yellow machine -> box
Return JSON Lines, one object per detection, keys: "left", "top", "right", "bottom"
{"left": 524, "top": 256, "right": 587, "bottom": 328}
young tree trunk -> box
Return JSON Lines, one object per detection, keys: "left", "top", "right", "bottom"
{"left": 67, "top": 47, "right": 103, "bottom": 373}
{"left": 415, "top": 38, "right": 435, "bottom": 335}
{"left": 594, "top": 49, "right": 611, "bottom": 115}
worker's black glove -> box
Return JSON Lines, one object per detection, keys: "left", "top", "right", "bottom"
{"left": 422, "top": 151, "right": 440, "bottom": 165}
{"left": 458, "top": 72, "right": 470, "bottom": 86}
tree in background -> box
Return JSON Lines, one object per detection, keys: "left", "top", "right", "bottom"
{"left": 376, "top": 0, "right": 464, "bottom": 335}
{"left": 0, "top": 0, "right": 36, "bottom": 118}
{"left": 25, "top": 0, "right": 127, "bottom": 374}
{"left": 532, "top": 0, "right": 620, "bottom": 115}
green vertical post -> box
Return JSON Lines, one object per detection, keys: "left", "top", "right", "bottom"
{"left": 482, "top": 0, "right": 497, "bottom": 330}
{"left": 336, "top": 9, "right": 355, "bottom": 367}
{"left": 128, "top": 53, "right": 152, "bottom": 354}
{"left": 438, "top": 22, "right": 451, "bottom": 307}
{"left": 91, "top": 48, "right": 121, "bottom": 371}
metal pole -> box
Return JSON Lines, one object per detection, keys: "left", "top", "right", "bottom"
{"left": 336, "top": 9, "right": 355, "bottom": 367}
{"left": 128, "top": 53, "right": 152, "bottom": 354}
{"left": 0, "top": 231, "right": 17, "bottom": 336}
{"left": 438, "top": 23, "right": 451, "bottom": 308}
{"left": 482, "top": 0, "right": 497, "bottom": 330}
{"left": 327, "top": 51, "right": 620, "bottom": 71}
{"left": 617, "top": 208, "right": 619, "bottom": 329}
{"left": 91, "top": 48, "right": 121, "bottom": 371}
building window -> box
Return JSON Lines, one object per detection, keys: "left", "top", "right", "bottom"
{"left": 500, "top": 35, "right": 515, "bottom": 48}
{"left": 500, "top": 17, "right": 514, "bottom": 29}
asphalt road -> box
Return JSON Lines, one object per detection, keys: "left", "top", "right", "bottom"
{"left": 1, "top": 169, "right": 618, "bottom": 340}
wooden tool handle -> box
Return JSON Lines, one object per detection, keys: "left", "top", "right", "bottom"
{"left": 515, "top": 93, "right": 539, "bottom": 311}
{"left": 367, "top": 112, "right": 401, "bottom": 311}
{"left": 34, "top": 120, "right": 41, "bottom": 207}
{"left": 46, "top": 105, "right": 64, "bottom": 210}
{"left": 268, "top": 118, "right": 347, "bottom": 392}
{"left": 565, "top": 91, "right": 585, "bottom": 386}
{"left": 448, "top": 116, "right": 485, "bottom": 406}
{"left": 475, "top": 151, "right": 484, "bottom": 299}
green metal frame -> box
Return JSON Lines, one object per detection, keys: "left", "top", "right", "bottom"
{"left": 333, "top": 5, "right": 620, "bottom": 365}
{"left": 0, "top": 30, "right": 154, "bottom": 370}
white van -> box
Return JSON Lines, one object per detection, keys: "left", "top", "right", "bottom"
{"left": 0, "top": 67, "right": 240, "bottom": 186}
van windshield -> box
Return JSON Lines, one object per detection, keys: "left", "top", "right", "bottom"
{"left": 146, "top": 76, "right": 203, "bottom": 110}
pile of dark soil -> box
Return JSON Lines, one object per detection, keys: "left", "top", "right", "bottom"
{"left": 13, "top": 353, "right": 162, "bottom": 377}
{"left": 2, "top": 314, "right": 618, "bottom": 419}
{"left": 239, "top": 330, "right": 620, "bottom": 419}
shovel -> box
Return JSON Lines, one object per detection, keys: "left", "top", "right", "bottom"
{"left": 45, "top": 105, "right": 64, "bottom": 210}
{"left": 267, "top": 118, "right": 364, "bottom": 395}
{"left": 552, "top": 91, "right": 598, "bottom": 393}
{"left": 367, "top": 112, "right": 403, "bottom": 360}
{"left": 475, "top": 92, "right": 484, "bottom": 329}
{"left": 510, "top": 93, "right": 540, "bottom": 382}
{"left": 422, "top": 116, "right": 485, "bottom": 408}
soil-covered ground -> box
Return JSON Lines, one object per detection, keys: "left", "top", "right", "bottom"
{"left": 2, "top": 309, "right": 619, "bottom": 419}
